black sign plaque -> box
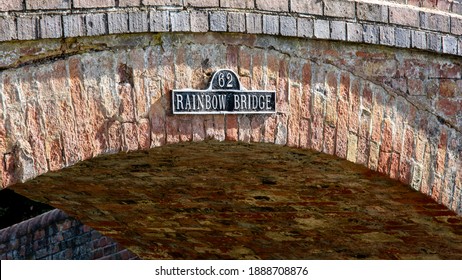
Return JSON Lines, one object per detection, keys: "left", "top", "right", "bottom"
{"left": 172, "top": 69, "right": 276, "bottom": 114}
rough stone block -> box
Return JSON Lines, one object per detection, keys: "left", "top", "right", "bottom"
{"left": 63, "top": 14, "right": 85, "bottom": 37}
{"left": 40, "top": 15, "right": 62, "bottom": 39}
{"left": 26, "top": 0, "right": 70, "bottom": 10}
{"left": 17, "top": 16, "right": 38, "bottom": 40}
{"left": 191, "top": 11, "right": 209, "bottom": 32}
{"left": 451, "top": 17, "right": 462, "bottom": 35}
{"left": 143, "top": 0, "right": 182, "bottom": 6}
{"left": 246, "top": 13, "right": 262, "bottom": 34}
{"left": 86, "top": 14, "right": 107, "bottom": 36}
{"left": 411, "top": 30, "right": 427, "bottom": 49}
{"left": 453, "top": 2, "right": 462, "bottom": 14}
{"left": 442, "top": 35, "right": 458, "bottom": 55}
{"left": 459, "top": 37, "right": 462, "bottom": 56}
{"left": 363, "top": 24, "right": 379, "bottom": 44}
{"left": 389, "top": 6, "right": 420, "bottom": 27}
{"left": 0, "top": 0, "right": 23, "bottom": 11}
{"left": 74, "top": 0, "right": 115, "bottom": 8}
{"left": 228, "top": 12, "right": 245, "bottom": 33}
{"left": 256, "top": 0, "right": 288, "bottom": 12}
{"left": 395, "top": 28, "right": 411, "bottom": 48}
{"left": 427, "top": 33, "right": 442, "bottom": 52}
{"left": 357, "top": 2, "right": 388, "bottom": 23}
{"left": 0, "top": 17, "right": 16, "bottom": 41}
{"left": 324, "top": 0, "right": 355, "bottom": 19}
{"left": 280, "top": 16, "right": 296, "bottom": 37}
{"left": 108, "top": 13, "right": 129, "bottom": 34}
{"left": 290, "top": 0, "right": 322, "bottom": 15}
{"left": 347, "top": 23, "right": 362, "bottom": 43}
{"left": 314, "top": 19, "right": 329, "bottom": 39}
{"left": 221, "top": 0, "right": 254, "bottom": 9}
{"left": 185, "top": 0, "right": 219, "bottom": 7}
{"left": 119, "top": 0, "right": 141, "bottom": 6}
{"left": 380, "top": 26, "right": 395, "bottom": 46}
{"left": 129, "top": 11, "right": 149, "bottom": 33}
{"left": 330, "top": 20, "right": 346, "bottom": 41}
{"left": 210, "top": 11, "right": 227, "bottom": 32}
{"left": 263, "top": 14, "right": 279, "bottom": 35}
{"left": 420, "top": 12, "right": 450, "bottom": 32}
{"left": 297, "top": 17, "right": 313, "bottom": 38}
{"left": 150, "top": 10, "right": 169, "bottom": 32}
{"left": 171, "top": 11, "right": 190, "bottom": 32}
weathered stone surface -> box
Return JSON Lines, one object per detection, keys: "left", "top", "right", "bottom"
{"left": 290, "top": 0, "right": 322, "bottom": 15}
{"left": 74, "top": 0, "right": 115, "bottom": 8}
{"left": 256, "top": 0, "right": 288, "bottom": 12}
{"left": 17, "top": 17, "right": 38, "bottom": 40}
{"left": 330, "top": 21, "right": 346, "bottom": 41}
{"left": 357, "top": 2, "right": 388, "bottom": 23}
{"left": 108, "top": 13, "right": 129, "bottom": 34}
{"left": 85, "top": 14, "right": 107, "bottom": 36}
{"left": 297, "top": 17, "right": 313, "bottom": 38}
{"left": 314, "top": 19, "right": 329, "bottom": 39}
{"left": 324, "top": 0, "right": 355, "bottom": 18}
{"left": 27, "top": 0, "right": 70, "bottom": 10}
{"left": 171, "top": 11, "right": 190, "bottom": 32}
{"left": 129, "top": 11, "right": 149, "bottom": 33}
{"left": 0, "top": 17, "right": 16, "bottom": 41}
{"left": 150, "top": 10, "right": 170, "bottom": 32}
{"left": 191, "top": 11, "right": 209, "bottom": 33}
{"left": 0, "top": 0, "right": 22, "bottom": 11}
{"left": 210, "top": 11, "right": 227, "bottom": 32}
{"left": 228, "top": 13, "right": 245, "bottom": 33}
{"left": 263, "top": 15, "right": 279, "bottom": 35}
{"left": 246, "top": 13, "right": 262, "bottom": 34}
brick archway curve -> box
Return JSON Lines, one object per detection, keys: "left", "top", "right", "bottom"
{"left": 0, "top": 1, "right": 461, "bottom": 214}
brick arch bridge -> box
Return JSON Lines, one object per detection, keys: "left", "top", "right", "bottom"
{"left": 0, "top": 0, "right": 461, "bottom": 218}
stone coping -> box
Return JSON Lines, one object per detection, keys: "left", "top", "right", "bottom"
{"left": 0, "top": 0, "right": 461, "bottom": 57}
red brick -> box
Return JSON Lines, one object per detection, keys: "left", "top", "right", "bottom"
{"left": 251, "top": 51, "right": 264, "bottom": 89}
{"left": 128, "top": 49, "right": 148, "bottom": 118}
{"left": 288, "top": 82, "right": 301, "bottom": 147}
{"left": 300, "top": 62, "right": 312, "bottom": 120}
{"left": 389, "top": 152, "right": 400, "bottom": 180}
{"left": 225, "top": 115, "right": 238, "bottom": 141}
{"left": 399, "top": 158, "right": 411, "bottom": 185}
{"left": 192, "top": 115, "right": 206, "bottom": 141}
{"left": 178, "top": 117, "right": 193, "bottom": 142}
{"left": 214, "top": 115, "right": 226, "bottom": 141}
{"left": 263, "top": 116, "right": 276, "bottom": 143}
{"left": 138, "top": 119, "right": 151, "bottom": 150}
{"left": 325, "top": 72, "right": 338, "bottom": 126}
{"left": 348, "top": 77, "right": 360, "bottom": 134}
{"left": 436, "top": 129, "right": 448, "bottom": 175}
{"left": 407, "top": 79, "right": 424, "bottom": 96}
{"left": 299, "top": 119, "right": 310, "bottom": 149}
{"left": 58, "top": 100, "right": 79, "bottom": 166}
{"left": 118, "top": 84, "right": 135, "bottom": 122}
{"left": 439, "top": 79, "right": 457, "bottom": 97}
{"left": 277, "top": 59, "right": 289, "bottom": 114}
{"left": 323, "top": 125, "right": 336, "bottom": 155}
{"left": 25, "top": 104, "right": 48, "bottom": 175}
{"left": 149, "top": 102, "right": 166, "bottom": 147}
{"left": 378, "top": 150, "right": 391, "bottom": 174}
{"left": 402, "top": 128, "right": 415, "bottom": 160}
{"left": 108, "top": 120, "right": 122, "bottom": 152}
{"left": 166, "top": 115, "right": 180, "bottom": 144}
{"left": 437, "top": 98, "right": 459, "bottom": 118}
{"left": 237, "top": 116, "right": 251, "bottom": 142}
{"left": 74, "top": 0, "right": 115, "bottom": 8}
{"left": 431, "top": 176, "right": 443, "bottom": 202}
{"left": 420, "top": 149, "right": 432, "bottom": 195}
{"left": 250, "top": 115, "right": 264, "bottom": 143}
{"left": 311, "top": 91, "right": 325, "bottom": 152}
{"left": 3, "top": 154, "right": 17, "bottom": 186}
{"left": 336, "top": 98, "right": 348, "bottom": 159}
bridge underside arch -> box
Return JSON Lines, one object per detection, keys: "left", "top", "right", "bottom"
{"left": 11, "top": 140, "right": 462, "bottom": 259}
{"left": 1, "top": 32, "right": 461, "bottom": 214}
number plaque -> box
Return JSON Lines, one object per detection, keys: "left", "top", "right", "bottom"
{"left": 172, "top": 69, "right": 276, "bottom": 114}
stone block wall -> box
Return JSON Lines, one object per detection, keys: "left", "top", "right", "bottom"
{"left": 0, "top": 0, "right": 460, "bottom": 216}
{"left": 0, "top": 209, "right": 138, "bottom": 259}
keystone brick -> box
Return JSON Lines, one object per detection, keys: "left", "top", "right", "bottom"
{"left": 363, "top": 24, "right": 379, "bottom": 44}
{"left": 108, "top": 13, "right": 129, "bottom": 34}
{"left": 347, "top": 23, "right": 363, "bottom": 43}
{"left": 185, "top": 0, "right": 219, "bottom": 7}
{"left": 314, "top": 19, "right": 329, "bottom": 39}
{"left": 263, "top": 15, "right": 279, "bottom": 35}
{"left": 297, "top": 17, "right": 313, "bottom": 38}
{"left": 0, "top": 0, "right": 23, "bottom": 11}
{"left": 191, "top": 11, "right": 209, "bottom": 32}
{"left": 40, "top": 15, "right": 62, "bottom": 39}
{"left": 0, "top": 17, "right": 16, "bottom": 41}
{"left": 389, "top": 6, "right": 420, "bottom": 28}
{"left": 221, "top": 0, "right": 254, "bottom": 9}
{"left": 246, "top": 13, "right": 262, "bottom": 34}
{"left": 256, "top": 0, "right": 288, "bottom": 12}
{"left": 451, "top": 17, "right": 462, "bottom": 35}
{"left": 150, "top": 10, "right": 169, "bottom": 32}
{"left": 380, "top": 26, "right": 395, "bottom": 46}
{"left": 129, "top": 11, "right": 149, "bottom": 33}
{"left": 324, "top": 0, "right": 355, "bottom": 19}
{"left": 26, "top": 0, "right": 70, "bottom": 10}
{"left": 17, "top": 16, "right": 38, "bottom": 40}
{"left": 228, "top": 12, "right": 245, "bottom": 33}
{"left": 290, "top": 0, "right": 323, "bottom": 15}
{"left": 330, "top": 20, "right": 346, "bottom": 41}
{"left": 420, "top": 12, "right": 450, "bottom": 33}
{"left": 74, "top": 0, "right": 115, "bottom": 8}
{"left": 85, "top": 13, "right": 107, "bottom": 36}
{"left": 442, "top": 35, "right": 458, "bottom": 55}
{"left": 427, "top": 33, "right": 442, "bottom": 52}
{"left": 210, "top": 11, "right": 227, "bottom": 32}
{"left": 280, "top": 16, "right": 296, "bottom": 37}
{"left": 171, "top": 11, "right": 190, "bottom": 32}
{"left": 411, "top": 30, "right": 427, "bottom": 49}
{"left": 357, "top": 2, "right": 388, "bottom": 23}
{"left": 63, "top": 14, "right": 85, "bottom": 37}
{"left": 395, "top": 28, "right": 411, "bottom": 48}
